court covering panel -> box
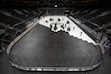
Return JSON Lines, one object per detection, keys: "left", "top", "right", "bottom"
{"left": 9, "top": 24, "right": 102, "bottom": 71}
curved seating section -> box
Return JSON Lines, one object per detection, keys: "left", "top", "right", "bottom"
{"left": 71, "top": 7, "right": 111, "bottom": 53}
{"left": 8, "top": 21, "right": 102, "bottom": 71}
{"left": 0, "top": 7, "right": 110, "bottom": 71}
{"left": 71, "top": 7, "right": 111, "bottom": 29}
{"left": 0, "top": 8, "right": 40, "bottom": 51}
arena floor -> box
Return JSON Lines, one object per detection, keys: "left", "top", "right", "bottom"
{"left": 9, "top": 23, "right": 102, "bottom": 70}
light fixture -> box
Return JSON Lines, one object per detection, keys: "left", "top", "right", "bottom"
{"left": 55, "top": 5, "right": 57, "bottom": 7}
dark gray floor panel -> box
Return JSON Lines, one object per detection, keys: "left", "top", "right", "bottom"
{"left": 9, "top": 24, "right": 102, "bottom": 68}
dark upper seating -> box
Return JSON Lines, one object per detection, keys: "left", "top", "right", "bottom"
{"left": 72, "top": 7, "right": 111, "bottom": 29}
{"left": 81, "top": 9, "right": 109, "bottom": 20}
{"left": 0, "top": 13, "right": 21, "bottom": 26}
{"left": 0, "top": 8, "right": 41, "bottom": 48}
{"left": 91, "top": 13, "right": 111, "bottom": 25}
{"left": 4, "top": 8, "right": 36, "bottom": 20}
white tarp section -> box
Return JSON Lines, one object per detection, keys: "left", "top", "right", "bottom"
{"left": 39, "top": 16, "right": 96, "bottom": 45}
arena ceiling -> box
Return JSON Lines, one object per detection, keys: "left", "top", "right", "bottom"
{"left": 1, "top": 0, "right": 111, "bottom": 7}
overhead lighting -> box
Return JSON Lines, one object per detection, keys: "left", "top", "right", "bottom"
{"left": 55, "top": 5, "right": 57, "bottom": 7}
